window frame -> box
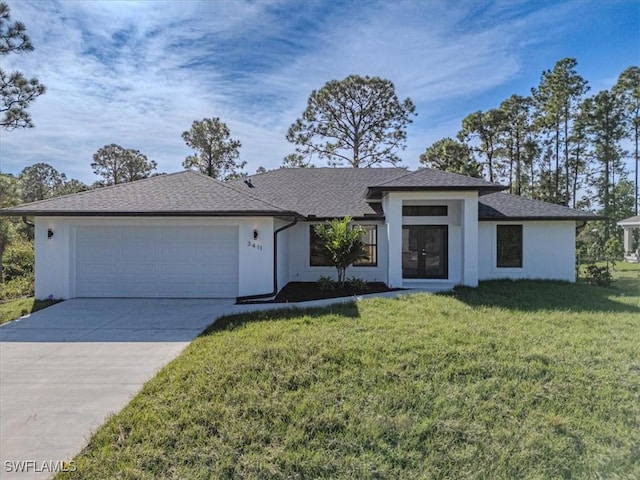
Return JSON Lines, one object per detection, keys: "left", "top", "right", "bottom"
{"left": 308, "top": 224, "right": 378, "bottom": 268}
{"left": 402, "top": 205, "right": 448, "bottom": 217}
{"left": 309, "top": 225, "right": 333, "bottom": 267}
{"left": 353, "top": 225, "right": 378, "bottom": 267}
{"left": 496, "top": 224, "right": 523, "bottom": 268}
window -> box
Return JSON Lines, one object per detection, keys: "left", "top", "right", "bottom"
{"left": 310, "top": 226, "right": 332, "bottom": 266}
{"left": 402, "top": 205, "right": 448, "bottom": 216}
{"left": 354, "top": 225, "right": 377, "bottom": 266}
{"left": 497, "top": 225, "right": 523, "bottom": 268}
{"left": 309, "top": 224, "right": 378, "bottom": 267}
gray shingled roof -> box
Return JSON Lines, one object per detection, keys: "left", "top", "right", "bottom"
{"left": 368, "top": 168, "right": 505, "bottom": 195}
{"left": 0, "top": 171, "right": 293, "bottom": 217}
{"left": 230, "top": 168, "right": 406, "bottom": 218}
{"left": 0, "top": 167, "right": 600, "bottom": 221}
{"left": 479, "top": 192, "right": 604, "bottom": 221}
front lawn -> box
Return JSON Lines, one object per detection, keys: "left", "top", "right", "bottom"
{"left": 62, "top": 281, "right": 639, "bottom": 479}
{"left": 609, "top": 261, "right": 640, "bottom": 295}
{"left": 0, "top": 297, "right": 61, "bottom": 325}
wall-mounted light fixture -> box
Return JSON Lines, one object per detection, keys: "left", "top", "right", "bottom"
{"left": 253, "top": 229, "right": 259, "bottom": 240}
{"left": 47, "top": 228, "right": 54, "bottom": 240}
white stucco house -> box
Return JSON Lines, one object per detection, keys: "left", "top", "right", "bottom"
{"left": 0, "top": 168, "right": 601, "bottom": 301}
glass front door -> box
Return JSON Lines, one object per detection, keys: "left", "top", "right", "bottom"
{"left": 402, "top": 225, "right": 448, "bottom": 279}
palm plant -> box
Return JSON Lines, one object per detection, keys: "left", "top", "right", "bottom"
{"left": 314, "top": 216, "right": 368, "bottom": 288}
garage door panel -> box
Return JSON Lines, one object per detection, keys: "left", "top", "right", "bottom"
{"left": 120, "top": 248, "right": 156, "bottom": 262}
{"left": 75, "top": 226, "right": 239, "bottom": 298}
{"left": 79, "top": 227, "right": 118, "bottom": 241}
{"left": 118, "top": 263, "right": 157, "bottom": 275}
{"left": 119, "top": 282, "right": 159, "bottom": 297}
{"left": 158, "top": 247, "right": 201, "bottom": 262}
{"left": 120, "top": 228, "right": 155, "bottom": 241}
{"left": 77, "top": 263, "right": 117, "bottom": 275}
{"left": 158, "top": 264, "right": 197, "bottom": 276}
{"left": 79, "top": 281, "right": 118, "bottom": 297}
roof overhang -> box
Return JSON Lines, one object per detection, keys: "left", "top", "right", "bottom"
{"left": 479, "top": 215, "right": 607, "bottom": 221}
{"left": 617, "top": 217, "right": 640, "bottom": 227}
{"left": 366, "top": 185, "right": 507, "bottom": 199}
{"left": 0, "top": 209, "right": 304, "bottom": 218}
{"left": 304, "top": 215, "right": 385, "bottom": 222}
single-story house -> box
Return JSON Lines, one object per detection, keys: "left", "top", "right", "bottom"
{"left": 618, "top": 214, "right": 640, "bottom": 262}
{"left": 0, "top": 168, "right": 601, "bottom": 300}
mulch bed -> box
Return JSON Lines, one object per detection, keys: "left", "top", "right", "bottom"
{"left": 242, "top": 282, "right": 402, "bottom": 304}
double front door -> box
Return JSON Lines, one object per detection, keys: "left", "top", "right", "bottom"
{"left": 402, "top": 225, "right": 448, "bottom": 279}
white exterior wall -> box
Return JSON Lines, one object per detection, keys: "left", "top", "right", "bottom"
{"left": 286, "top": 221, "right": 389, "bottom": 283}
{"left": 478, "top": 220, "right": 576, "bottom": 282}
{"left": 34, "top": 218, "right": 73, "bottom": 300}
{"left": 385, "top": 191, "right": 479, "bottom": 288}
{"left": 34, "top": 216, "right": 276, "bottom": 299}
{"left": 275, "top": 218, "right": 292, "bottom": 292}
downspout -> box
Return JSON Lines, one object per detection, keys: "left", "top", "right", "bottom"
{"left": 236, "top": 217, "right": 298, "bottom": 303}
{"left": 22, "top": 216, "right": 34, "bottom": 228}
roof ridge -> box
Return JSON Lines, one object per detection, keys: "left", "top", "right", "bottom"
{"left": 484, "top": 191, "right": 591, "bottom": 212}
{"left": 217, "top": 177, "right": 293, "bottom": 213}
{"left": 161, "top": 170, "right": 297, "bottom": 214}
{"left": 376, "top": 167, "right": 505, "bottom": 187}
{"left": 372, "top": 168, "right": 418, "bottom": 186}
{"left": 5, "top": 172, "right": 191, "bottom": 209}
{"left": 243, "top": 166, "right": 408, "bottom": 178}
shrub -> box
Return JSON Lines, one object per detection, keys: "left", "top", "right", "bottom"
{"left": 585, "top": 264, "right": 612, "bottom": 287}
{"left": 314, "top": 217, "right": 367, "bottom": 288}
{"left": 2, "top": 239, "right": 34, "bottom": 281}
{"left": 317, "top": 275, "right": 336, "bottom": 291}
{"left": 347, "top": 276, "right": 368, "bottom": 291}
{"left": 0, "top": 273, "right": 35, "bottom": 300}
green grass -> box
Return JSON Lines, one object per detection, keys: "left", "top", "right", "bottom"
{"left": 609, "top": 261, "right": 640, "bottom": 296}
{"left": 61, "top": 280, "right": 639, "bottom": 479}
{"left": 0, "top": 297, "right": 61, "bottom": 325}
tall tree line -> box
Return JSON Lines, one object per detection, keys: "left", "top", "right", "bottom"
{"left": 423, "top": 59, "right": 639, "bottom": 242}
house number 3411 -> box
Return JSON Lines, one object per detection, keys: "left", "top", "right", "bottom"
{"left": 247, "top": 241, "right": 263, "bottom": 251}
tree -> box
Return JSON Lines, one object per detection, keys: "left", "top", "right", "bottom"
{"left": 0, "top": 173, "right": 21, "bottom": 283}
{"left": 531, "top": 58, "right": 589, "bottom": 204}
{"left": 314, "top": 217, "right": 367, "bottom": 288}
{"left": 614, "top": 66, "right": 640, "bottom": 215}
{"left": 419, "top": 138, "right": 482, "bottom": 177}
{"left": 56, "top": 178, "right": 88, "bottom": 196}
{"left": 182, "top": 118, "right": 244, "bottom": 180}
{"left": 19, "top": 163, "right": 67, "bottom": 203}
{"left": 498, "top": 95, "right": 534, "bottom": 196}
{"left": 458, "top": 109, "right": 505, "bottom": 182}
{"left": 0, "top": 2, "right": 45, "bottom": 130}
{"left": 91, "top": 144, "right": 157, "bottom": 185}
{"left": 569, "top": 100, "right": 590, "bottom": 208}
{"left": 281, "top": 153, "right": 314, "bottom": 168}
{"left": 584, "top": 90, "right": 627, "bottom": 240}
{"left": 287, "top": 75, "right": 416, "bottom": 167}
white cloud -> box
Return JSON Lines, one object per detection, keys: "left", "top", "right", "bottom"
{"left": 0, "top": 0, "right": 636, "bottom": 181}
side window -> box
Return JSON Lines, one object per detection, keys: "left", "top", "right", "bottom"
{"left": 354, "top": 225, "right": 377, "bottom": 267}
{"left": 497, "top": 225, "right": 523, "bottom": 268}
{"left": 309, "top": 226, "right": 332, "bottom": 266}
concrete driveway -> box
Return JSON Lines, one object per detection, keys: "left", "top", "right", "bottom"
{"left": 0, "top": 298, "right": 234, "bottom": 479}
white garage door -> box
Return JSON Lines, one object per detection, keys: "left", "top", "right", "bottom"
{"left": 75, "top": 226, "right": 239, "bottom": 298}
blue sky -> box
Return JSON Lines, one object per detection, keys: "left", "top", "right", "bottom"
{"left": 1, "top": 0, "right": 638, "bottom": 184}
